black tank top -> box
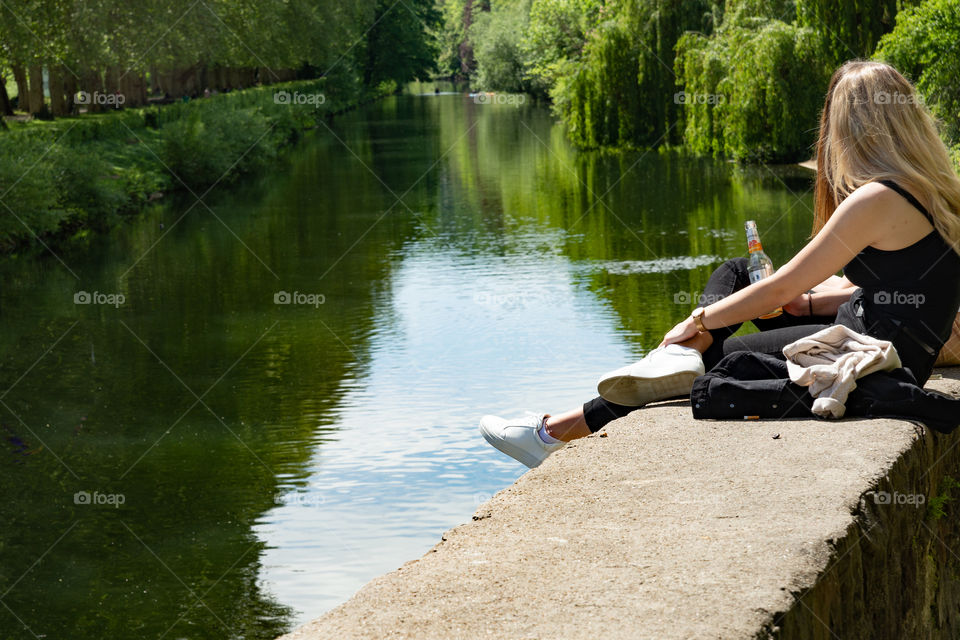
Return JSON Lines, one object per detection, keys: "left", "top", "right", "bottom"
{"left": 841, "top": 180, "right": 960, "bottom": 384}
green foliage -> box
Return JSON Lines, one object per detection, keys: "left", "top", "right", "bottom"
{"left": 795, "top": 0, "right": 899, "bottom": 66}
{"left": 875, "top": 0, "right": 960, "bottom": 142}
{"left": 724, "top": 0, "right": 795, "bottom": 19}
{"left": 927, "top": 476, "right": 960, "bottom": 521}
{"left": 553, "top": 0, "right": 721, "bottom": 148}
{"left": 0, "top": 136, "right": 61, "bottom": 249}
{"left": 436, "top": 0, "right": 469, "bottom": 77}
{"left": 362, "top": 0, "right": 441, "bottom": 86}
{"left": 0, "top": 0, "right": 378, "bottom": 83}
{"left": 522, "top": 0, "right": 605, "bottom": 96}
{"left": 48, "top": 145, "right": 125, "bottom": 228}
{"left": 160, "top": 108, "right": 279, "bottom": 190}
{"left": 0, "top": 75, "right": 393, "bottom": 251}
{"left": 470, "top": 3, "right": 532, "bottom": 92}
{"left": 675, "top": 9, "right": 831, "bottom": 161}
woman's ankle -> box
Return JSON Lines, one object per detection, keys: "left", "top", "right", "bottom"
{"left": 679, "top": 330, "right": 713, "bottom": 354}
{"left": 543, "top": 413, "right": 590, "bottom": 442}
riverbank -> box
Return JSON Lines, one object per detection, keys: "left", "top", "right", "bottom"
{"left": 0, "top": 76, "right": 396, "bottom": 255}
{"left": 282, "top": 369, "right": 960, "bottom": 639}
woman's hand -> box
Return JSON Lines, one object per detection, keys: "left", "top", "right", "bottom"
{"left": 660, "top": 316, "right": 700, "bottom": 347}
{"left": 783, "top": 292, "right": 811, "bottom": 317}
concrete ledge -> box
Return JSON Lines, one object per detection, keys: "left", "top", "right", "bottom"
{"left": 282, "top": 369, "right": 960, "bottom": 640}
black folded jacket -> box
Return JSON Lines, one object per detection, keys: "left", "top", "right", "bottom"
{"left": 690, "top": 351, "right": 960, "bottom": 434}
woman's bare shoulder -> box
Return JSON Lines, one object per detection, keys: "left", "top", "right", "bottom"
{"left": 839, "top": 180, "right": 934, "bottom": 249}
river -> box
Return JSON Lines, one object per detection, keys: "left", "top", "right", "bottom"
{"left": 0, "top": 83, "right": 814, "bottom": 638}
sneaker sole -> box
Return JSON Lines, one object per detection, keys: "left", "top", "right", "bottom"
{"left": 478, "top": 422, "right": 545, "bottom": 469}
{"left": 597, "top": 369, "right": 700, "bottom": 407}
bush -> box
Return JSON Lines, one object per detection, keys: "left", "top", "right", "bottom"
{"left": 675, "top": 13, "right": 831, "bottom": 161}
{"left": 48, "top": 145, "right": 125, "bottom": 229}
{"left": 875, "top": 0, "right": 960, "bottom": 143}
{"left": 470, "top": 6, "right": 531, "bottom": 92}
{"left": 0, "top": 136, "right": 62, "bottom": 250}
{"left": 0, "top": 75, "right": 367, "bottom": 253}
{"left": 159, "top": 107, "right": 283, "bottom": 190}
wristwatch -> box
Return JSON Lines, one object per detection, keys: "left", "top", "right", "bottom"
{"left": 691, "top": 306, "right": 707, "bottom": 332}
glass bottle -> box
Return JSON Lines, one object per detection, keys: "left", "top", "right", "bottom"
{"left": 745, "top": 220, "right": 783, "bottom": 319}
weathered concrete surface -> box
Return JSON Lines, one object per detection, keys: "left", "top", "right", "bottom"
{"left": 282, "top": 369, "right": 960, "bottom": 640}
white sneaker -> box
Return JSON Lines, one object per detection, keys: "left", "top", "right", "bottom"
{"left": 597, "top": 344, "right": 705, "bottom": 406}
{"left": 478, "top": 413, "right": 563, "bottom": 468}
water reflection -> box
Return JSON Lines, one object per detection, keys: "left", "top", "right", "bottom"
{"left": 0, "top": 86, "right": 814, "bottom": 638}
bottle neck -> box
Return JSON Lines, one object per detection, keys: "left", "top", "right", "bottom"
{"left": 746, "top": 228, "right": 764, "bottom": 253}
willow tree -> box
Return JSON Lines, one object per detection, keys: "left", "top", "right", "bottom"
{"left": 796, "top": 0, "right": 900, "bottom": 66}
{"left": 550, "top": 0, "right": 720, "bottom": 148}
{"left": 675, "top": 0, "right": 832, "bottom": 161}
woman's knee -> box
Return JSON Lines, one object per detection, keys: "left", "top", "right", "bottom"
{"left": 700, "top": 258, "right": 750, "bottom": 306}
{"left": 721, "top": 257, "right": 749, "bottom": 275}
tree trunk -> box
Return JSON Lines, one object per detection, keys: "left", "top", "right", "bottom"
{"left": 0, "top": 71, "right": 13, "bottom": 115}
{"left": 194, "top": 65, "right": 204, "bottom": 94}
{"left": 104, "top": 65, "right": 120, "bottom": 108}
{"left": 149, "top": 66, "right": 159, "bottom": 96}
{"left": 182, "top": 64, "right": 198, "bottom": 97}
{"left": 212, "top": 65, "right": 225, "bottom": 91}
{"left": 243, "top": 67, "right": 256, "bottom": 88}
{"left": 49, "top": 66, "right": 68, "bottom": 117}
{"left": 135, "top": 73, "right": 147, "bottom": 105}
{"left": 120, "top": 71, "right": 141, "bottom": 107}
{"left": 156, "top": 69, "right": 170, "bottom": 97}
{"left": 63, "top": 72, "right": 78, "bottom": 114}
{"left": 27, "top": 64, "right": 44, "bottom": 115}
{"left": 168, "top": 68, "right": 183, "bottom": 99}
{"left": 460, "top": 0, "right": 476, "bottom": 76}
{"left": 12, "top": 65, "right": 29, "bottom": 113}
{"left": 81, "top": 69, "right": 103, "bottom": 112}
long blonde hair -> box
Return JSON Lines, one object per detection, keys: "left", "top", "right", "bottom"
{"left": 813, "top": 60, "right": 960, "bottom": 255}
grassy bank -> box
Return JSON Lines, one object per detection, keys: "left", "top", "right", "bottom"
{"left": 0, "top": 76, "right": 397, "bottom": 254}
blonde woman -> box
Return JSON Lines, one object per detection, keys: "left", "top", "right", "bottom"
{"left": 481, "top": 60, "right": 960, "bottom": 468}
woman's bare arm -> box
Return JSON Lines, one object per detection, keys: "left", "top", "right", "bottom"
{"left": 697, "top": 183, "right": 888, "bottom": 330}
{"left": 814, "top": 274, "right": 857, "bottom": 291}
{"left": 661, "top": 182, "right": 893, "bottom": 345}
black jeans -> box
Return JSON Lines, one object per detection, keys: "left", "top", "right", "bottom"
{"left": 582, "top": 258, "right": 838, "bottom": 432}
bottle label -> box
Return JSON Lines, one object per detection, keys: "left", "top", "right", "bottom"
{"left": 749, "top": 270, "right": 764, "bottom": 284}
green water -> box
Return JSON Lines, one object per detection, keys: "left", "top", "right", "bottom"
{"left": 0, "top": 85, "right": 814, "bottom": 638}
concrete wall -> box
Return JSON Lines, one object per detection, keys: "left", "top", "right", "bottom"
{"left": 282, "top": 369, "right": 960, "bottom": 640}
{"left": 767, "top": 414, "right": 960, "bottom": 639}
